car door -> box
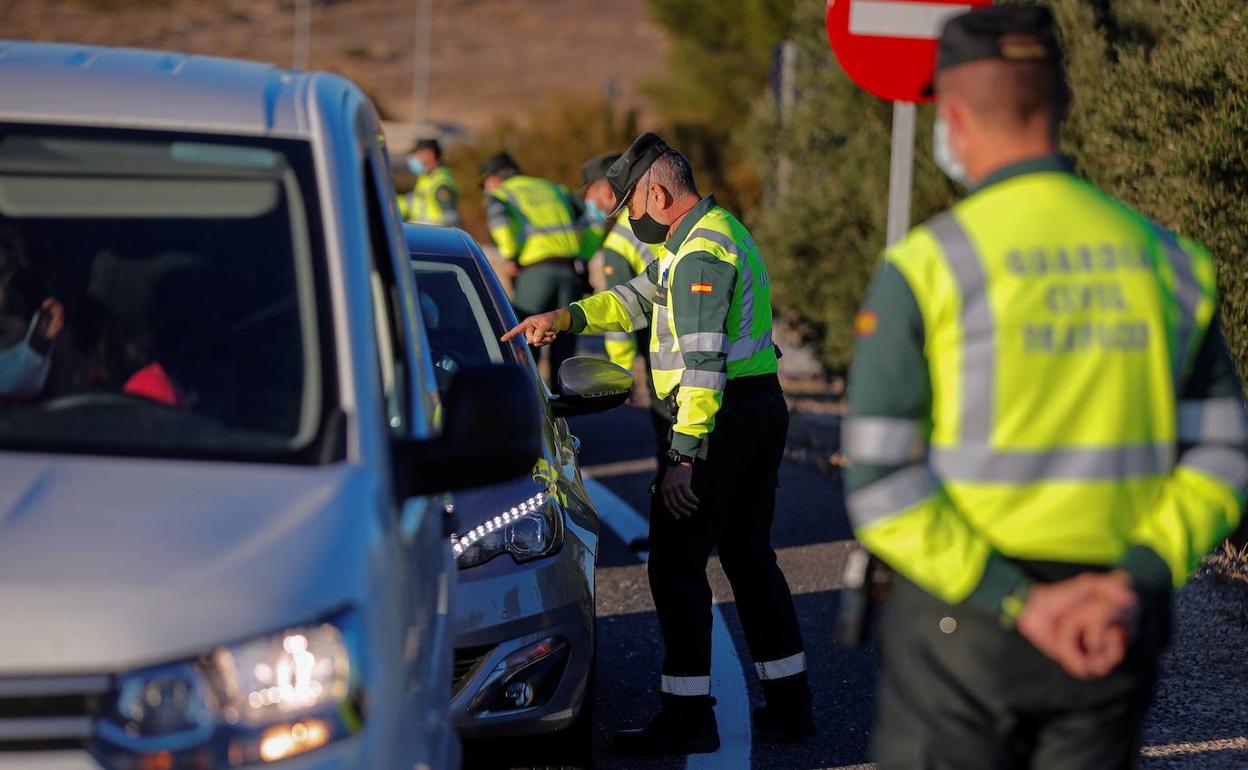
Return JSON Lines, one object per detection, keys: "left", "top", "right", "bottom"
{"left": 356, "top": 108, "right": 457, "bottom": 761}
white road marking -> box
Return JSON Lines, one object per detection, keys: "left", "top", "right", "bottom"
{"left": 1140, "top": 737, "right": 1248, "bottom": 757}
{"left": 848, "top": 0, "right": 971, "bottom": 39}
{"left": 584, "top": 476, "right": 752, "bottom": 770}
{"left": 581, "top": 456, "right": 658, "bottom": 480}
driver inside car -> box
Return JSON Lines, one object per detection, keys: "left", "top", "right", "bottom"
{"left": 0, "top": 226, "right": 64, "bottom": 401}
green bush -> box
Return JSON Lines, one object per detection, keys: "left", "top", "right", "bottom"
{"left": 740, "top": 0, "right": 957, "bottom": 373}
{"left": 745, "top": 0, "right": 1248, "bottom": 375}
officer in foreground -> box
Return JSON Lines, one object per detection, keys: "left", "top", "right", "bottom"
{"left": 397, "top": 138, "right": 461, "bottom": 227}
{"left": 481, "top": 152, "right": 583, "bottom": 393}
{"left": 504, "top": 133, "right": 813, "bottom": 754}
{"left": 579, "top": 151, "right": 669, "bottom": 464}
{"left": 843, "top": 7, "right": 1247, "bottom": 768}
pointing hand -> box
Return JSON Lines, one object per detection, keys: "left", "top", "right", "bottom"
{"left": 501, "top": 308, "right": 572, "bottom": 347}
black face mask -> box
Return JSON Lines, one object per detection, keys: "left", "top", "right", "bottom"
{"left": 630, "top": 210, "right": 669, "bottom": 244}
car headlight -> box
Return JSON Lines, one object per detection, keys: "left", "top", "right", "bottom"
{"left": 92, "top": 614, "right": 363, "bottom": 768}
{"left": 451, "top": 490, "right": 563, "bottom": 569}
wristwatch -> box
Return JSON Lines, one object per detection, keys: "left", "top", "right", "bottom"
{"left": 665, "top": 448, "right": 693, "bottom": 467}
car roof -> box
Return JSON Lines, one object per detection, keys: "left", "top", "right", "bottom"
{"left": 403, "top": 224, "right": 523, "bottom": 334}
{"left": 403, "top": 224, "right": 480, "bottom": 261}
{"left": 0, "top": 40, "right": 317, "bottom": 137}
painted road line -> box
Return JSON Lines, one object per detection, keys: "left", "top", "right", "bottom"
{"left": 581, "top": 457, "right": 658, "bottom": 479}
{"left": 818, "top": 736, "right": 1248, "bottom": 768}
{"left": 1140, "top": 737, "right": 1248, "bottom": 757}
{"left": 583, "top": 476, "right": 751, "bottom": 770}
{"left": 849, "top": 0, "right": 971, "bottom": 39}
{"left": 685, "top": 609, "right": 751, "bottom": 770}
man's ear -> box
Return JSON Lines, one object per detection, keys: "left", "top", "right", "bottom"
{"left": 651, "top": 183, "right": 672, "bottom": 212}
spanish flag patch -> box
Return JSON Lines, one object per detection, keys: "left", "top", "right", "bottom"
{"left": 691, "top": 283, "right": 713, "bottom": 294}
{"left": 854, "top": 310, "right": 879, "bottom": 337}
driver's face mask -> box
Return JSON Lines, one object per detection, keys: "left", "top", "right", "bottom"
{"left": 0, "top": 313, "right": 53, "bottom": 398}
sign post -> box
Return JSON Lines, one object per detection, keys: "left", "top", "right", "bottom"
{"left": 825, "top": 0, "right": 991, "bottom": 244}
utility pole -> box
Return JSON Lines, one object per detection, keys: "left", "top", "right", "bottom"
{"left": 412, "top": 0, "right": 434, "bottom": 130}
{"left": 776, "top": 40, "right": 798, "bottom": 205}
{"left": 293, "top": 0, "right": 311, "bottom": 70}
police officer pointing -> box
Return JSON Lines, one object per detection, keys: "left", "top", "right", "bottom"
{"left": 504, "top": 133, "right": 813, "bottom": 754}
{"left": 844, "top": 7, "right": 1247, "bottom": 769}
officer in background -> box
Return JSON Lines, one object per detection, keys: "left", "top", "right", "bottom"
{"left": 843, "top": 7, "right": 1247, "bottom": 769}
{"left": 580, "top": 151, "right": 669, "bottom": 465}
{"left": 504, "top": 133, "right": 813, "bottom": 755}
{"left": 397, "top": 138, "right": 461, "bottom": 227}
{"left": 481, "top": 152, "right": 583, "bottom": 393}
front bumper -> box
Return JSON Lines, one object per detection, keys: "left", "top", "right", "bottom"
{"left": 451, "top": 532, "right": 595, "bottom": 739}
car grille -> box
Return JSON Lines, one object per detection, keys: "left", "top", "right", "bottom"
{"left": 0, "top": 675, "right": 108, "bottom": 752}
{"left": 451, "top": 645, "right": 494, "bottom": 697}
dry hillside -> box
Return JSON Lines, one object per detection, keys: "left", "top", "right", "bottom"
{"left": 0, "top": 0, "right": 670, "bottom": 132}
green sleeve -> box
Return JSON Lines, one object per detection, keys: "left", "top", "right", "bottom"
{"left": 569, "top": 259, "right": 659, "bottom": 335}
{"left": 668, "top": 251, "right": 736, "bottom": 459}
{"left": 1123, "top": 314, "right": 1248, "bottom": 591}
{"left": 485, "top": 195, "right": 521, "bottom": 260}
{"left": 436, "top": 184, "right": 461, "bottom": 227}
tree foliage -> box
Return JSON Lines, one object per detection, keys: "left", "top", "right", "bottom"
{"left": 745, "top": 0, "right": 1248, "bottom": 375}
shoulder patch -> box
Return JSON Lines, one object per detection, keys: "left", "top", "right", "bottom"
{"left": 691, "top": 282, "right": 713, "bottom": 294}
{"left": 436, "top": 186, "right": 455, "bottom": 204}
{"left": 854, "top": 310, "right": 879, "bottom": 337}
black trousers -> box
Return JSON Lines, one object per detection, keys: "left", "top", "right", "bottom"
{"left": 648, "top": 377, "right": 807, "bottom": 695}
{"left": 513, "top": 260, "right": 582, "bottom": 394}
{"left": 874, "top": 573, "right": 1170, "bottom": 770}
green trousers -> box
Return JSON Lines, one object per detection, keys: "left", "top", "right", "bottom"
{"left": 512, "top": 259, "right": 583, "bottom": 393}
{"left": 874, "top": 570, "right": 1169, "bottom": 770}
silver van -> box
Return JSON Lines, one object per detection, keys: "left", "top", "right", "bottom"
{"left": 0, "top": 41, "right": 541, "bottom": 770}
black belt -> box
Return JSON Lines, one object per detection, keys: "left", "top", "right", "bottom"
{"left": 724, "top": 372, "right": 782, "bottom": 397}
{"left": 517, "top": 256, "right": 580, "bottom": 271}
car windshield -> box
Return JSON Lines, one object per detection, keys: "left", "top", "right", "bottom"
{"left": 412, "top": 259, "right": 506, "bottom": 393}
{"left": 0, "top": 124, "right": 329, "bottom": 460}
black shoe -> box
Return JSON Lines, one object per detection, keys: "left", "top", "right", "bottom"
{"left": 752, "top": 703, "right": 815, "bottom": 743}
{"left": 612, "top": 698, "right": 720, "bottom": 756}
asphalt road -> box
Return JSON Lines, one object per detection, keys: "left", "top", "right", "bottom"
{"left": 466, "top": 381, "right": 1248, "bottom": 769}
{"left": 570, "top": 401, "right": 872, "bottom": 770}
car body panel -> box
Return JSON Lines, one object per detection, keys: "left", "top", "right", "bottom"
{"left": 405, "top": 225, "right": 600, "bottom": 738}
{"left": 0, "top": 42, "right": 458, "bottom": 770}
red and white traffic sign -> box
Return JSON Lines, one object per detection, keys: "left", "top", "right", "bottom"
{"left": 826, "top": 0, "right": 991, "bottom": 103}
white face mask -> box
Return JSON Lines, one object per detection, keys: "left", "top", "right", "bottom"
{"left": 0, "top": 313, "right": 52, "bottom": 398}
{"left": 934, "top": 114, "right": 971, "bottom": 187}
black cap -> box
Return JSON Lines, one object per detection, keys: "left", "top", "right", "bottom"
{"left": 413, "top": 138, "right": 442, "bottom": 157}
{"left": 925, "top": 5, "right": 1061, "bottom": 95}
{"left": 605, "top": 132, "right": 671, "bottom": 216}
{"left": 480, "top": 152, "right": 520, "bottom": 181}
{"left": 580, "top": 151, "right": 622, "bottom": 187}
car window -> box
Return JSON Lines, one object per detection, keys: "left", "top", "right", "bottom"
{"left": 0, "top": 124, "right": 332, "bottom": 460}
{"left": 411, "top": 260, "right": 505, "bottom": 393}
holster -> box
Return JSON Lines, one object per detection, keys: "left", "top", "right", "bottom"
{"left": 836, "top": 546, "right": 893, "bottom": 648}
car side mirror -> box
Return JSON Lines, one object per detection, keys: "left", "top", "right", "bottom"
{"left": 397, "top": 364, "right": 542, "bottom": 496}
{"left": 549, "top": 356, "right": 633, "bottom": 418}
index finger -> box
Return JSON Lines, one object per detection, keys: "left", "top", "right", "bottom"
{"left": 500, "top": 322, "right": 528, "bottom": 343}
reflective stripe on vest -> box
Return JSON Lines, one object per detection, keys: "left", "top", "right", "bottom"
{"left": 1178, "top": 398, "right": 1248, "bottom": 444}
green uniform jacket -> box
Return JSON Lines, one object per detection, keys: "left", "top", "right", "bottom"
{"left": 569, "top": 196, "right": 778, "bottom": 459}
{"left": 398, "top": 165, "right": 461, "bottom": 227}
{"left": 844, "top": 155, "right": 1248, "bottom": 623}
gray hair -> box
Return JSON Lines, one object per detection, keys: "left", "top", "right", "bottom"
{"left": 648, "top": 150, "right": 699, "bottom": 199}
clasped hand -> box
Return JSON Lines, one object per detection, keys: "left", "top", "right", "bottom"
{"left": 1017, "top": 571, "right": 1138, "bottom": 680}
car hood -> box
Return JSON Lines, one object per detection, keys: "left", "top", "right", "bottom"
{"left": 0, "top": 452, "right": 379, "bottom": 674}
